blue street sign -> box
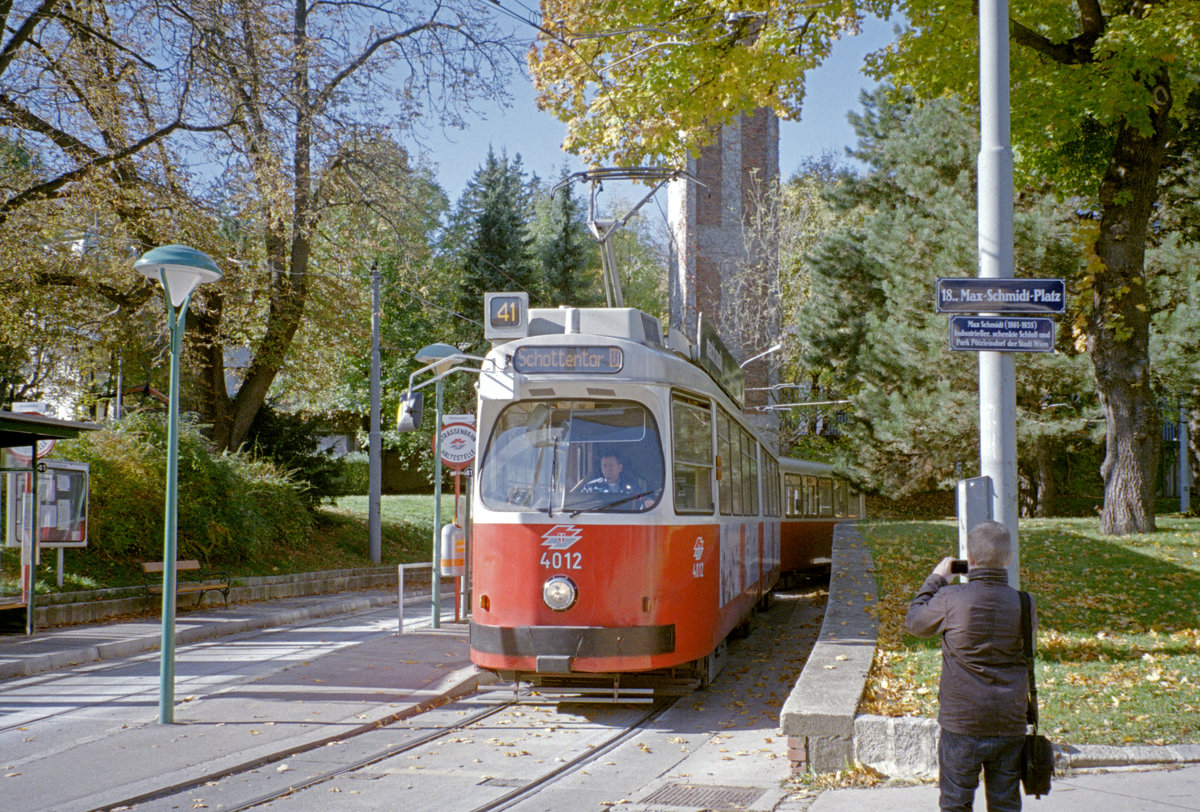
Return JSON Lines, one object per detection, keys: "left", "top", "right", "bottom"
{"left": 948, "top": 316, "right": 1055, "bottom": 353}
{"left": 936, "top": 278, "right": 1066, "bottom": 314}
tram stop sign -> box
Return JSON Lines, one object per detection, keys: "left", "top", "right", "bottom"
{"left": 436, "top": 422, "right": 476, "bottom": 471}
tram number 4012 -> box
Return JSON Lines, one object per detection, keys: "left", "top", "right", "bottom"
{"left": 541, "top": 551, "right": 582, "bottom": 570}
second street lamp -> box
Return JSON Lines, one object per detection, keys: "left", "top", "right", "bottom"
{"left": 415, "top": 343, "right": 463, "bottom": 629}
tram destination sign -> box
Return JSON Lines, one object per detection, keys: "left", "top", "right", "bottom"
{"left": 513, "top": 345, "right": 624, "bottom": 374}
{"left": 936, "top": 278, "right": 1066, "bottom": 314}
{"left": 949, "top": 316, "right": 1055, "bottom": 353}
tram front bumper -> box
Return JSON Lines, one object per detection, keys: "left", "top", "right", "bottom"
{"left": 470, "top": 621, "right": 675, "bottom": 666}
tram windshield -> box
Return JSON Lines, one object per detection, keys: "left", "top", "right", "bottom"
{"left": 479, "top": 400, "right": 665, "bottom": 514}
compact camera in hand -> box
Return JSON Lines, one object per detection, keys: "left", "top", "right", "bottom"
{"left": 950, "top": 559, "right": 970, "bottom": 574}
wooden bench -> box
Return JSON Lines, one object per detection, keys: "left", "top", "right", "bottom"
{"left": 142, "top": 560, "right": 231, "bottom": 608}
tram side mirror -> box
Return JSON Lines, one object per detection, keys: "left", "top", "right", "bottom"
{"left": 396, "top": 392, "right": 424, "bottom": 432}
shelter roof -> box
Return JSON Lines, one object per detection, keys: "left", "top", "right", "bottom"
{"left": 0, "top": 410, "right": 99, "bottom": 450}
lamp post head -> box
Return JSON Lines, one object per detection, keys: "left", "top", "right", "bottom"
{"left": 134, "top": 244, "right": 222, "bottom": 308}
{"left": 416, "top": 342, "right": 464, "bottom": 375}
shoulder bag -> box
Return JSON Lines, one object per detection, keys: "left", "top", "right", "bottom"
{"left": 1019, "top": 590, "right": 1053, "bottom": 798}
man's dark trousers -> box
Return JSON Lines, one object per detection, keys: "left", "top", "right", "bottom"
{"left": 938, "top": 729, "right": 1024, "bottom": 811}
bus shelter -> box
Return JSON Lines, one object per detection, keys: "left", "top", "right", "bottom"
{"left": 0, "top": 410, "right": 98, "bottom": 634}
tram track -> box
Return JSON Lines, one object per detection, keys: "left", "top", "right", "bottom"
{"left": 90, "top": 678, "right": 504, "bottom": 811}
{"left": 465, "top": 697, "right": 677, "bottom": 812}
{"left": 99, "top": 689, "right": 677, "bottom": 812}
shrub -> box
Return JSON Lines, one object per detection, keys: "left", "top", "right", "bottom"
{"left": 56, "top": 413, "right": 312, "bottom": 567}
{"left": 331, "top": 452, "right": 370, "bottom": 495}
{"left": 244, "top": 405, "right": 343, "bottom": 506}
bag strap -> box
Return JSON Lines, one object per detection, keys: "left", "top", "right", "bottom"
{"left": 1020, "top": 590, "right": 1039, "bottom": 730}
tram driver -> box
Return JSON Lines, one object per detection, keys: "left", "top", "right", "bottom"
{"left": 582, "top": 451, "right": 656, "bottom": 509}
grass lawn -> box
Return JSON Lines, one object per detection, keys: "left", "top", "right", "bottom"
{"left": 1, "top": 494, "right": 455, "bottom": 594}
{"left": 861, "top": 517, "right": 1200, "bottom": 745}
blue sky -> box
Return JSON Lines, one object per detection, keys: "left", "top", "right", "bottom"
{"left": 415, "top": 15, "right": 899, "bottom": 202}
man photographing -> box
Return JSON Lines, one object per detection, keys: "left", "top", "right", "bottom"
{"left": 906, "top": 520, "right": 1035, "bottom": 811}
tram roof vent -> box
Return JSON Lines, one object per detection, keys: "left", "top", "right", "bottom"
{"left": 528, "top": 308, "right": 663, "bottom": 347}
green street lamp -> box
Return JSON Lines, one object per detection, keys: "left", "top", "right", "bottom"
{"left": 134, "top": 244, "right": 222, "bottom": 724}
{"left": 415, "top": 343, "right": 464, "bottom": 629}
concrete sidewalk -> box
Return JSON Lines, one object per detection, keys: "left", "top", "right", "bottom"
{"left": 0, "top": 593, "right": 483, "bottom": 812}
{"left": 0, "top": 588, "right": 403, "bottom": 680}
{"left": 806, "top": 764, "right": 1200, "bottom": 811}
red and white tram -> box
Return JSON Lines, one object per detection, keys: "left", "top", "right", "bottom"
{"left": 465, "top": 296, "right": 859, "bottom": 687}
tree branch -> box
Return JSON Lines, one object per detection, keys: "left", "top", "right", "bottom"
{"left": 0, "top": 0, "right": 58, "bottom": 77}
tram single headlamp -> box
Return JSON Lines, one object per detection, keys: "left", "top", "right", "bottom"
{"left": 542, "top": 575, "right": 578, "bottom": 612}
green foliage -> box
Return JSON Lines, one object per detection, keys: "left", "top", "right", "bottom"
{"left": 869, "top": 1, "right": 1200, "bottom": 197}
{"left": 55, "top": 414, "right": 311, "bottom": 567}
{"left": 245, "top": 405, "right": 342, "bottom": 506}
{"left": 331, "top": 452, "right": 370, "bottom": 496}
{"left": 790, "top": 90, "right": 1098, "bottom": 501}
{"left": 446, "top": 149, "right": 540, "bottom": 351}
{"left": 532, "top": 169, "right": 604, "bottom": 307}
{"left": 529, "top": 0, "right": 885, "bottom": 164}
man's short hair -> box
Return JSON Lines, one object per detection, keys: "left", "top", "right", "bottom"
{"left": 967, "top": 520, "right": 1013, "bottom": 568}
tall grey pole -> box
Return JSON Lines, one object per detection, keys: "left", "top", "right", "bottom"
{"left": 369, "top": 263, "right": 382, "bottom": 564}
{"left": 978, "top": 0, "right": 1019, "bottom": 587}
{"left": 158, "top": 283, "right": 189, "bottom": 723}
{"left": 431, "top": 377, "right": 444, "bottom": 629}
{"left": 1181, "top": 400, "right": 1191, "bottom": 515}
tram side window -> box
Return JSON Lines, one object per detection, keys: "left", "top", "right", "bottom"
{"left": 785, "top": 473, "right": 802, "bottom": 517}
{"left": 716, "top": 410, "right": 733, "bottom": 515}
{"left": 819, "top": 478, "right": 834, "bottom": 517}
{"left": 762, "top": 455, "right": 780, "bottom": 517}
{"left": 834, "top": 480, "right": 848, "bottom": 517}
{"left": 728, "top": 416, "right": 744, "bottom": 515}
{"left": 742, "top": 429, "right": 758, "bottom": 516}
{"left": 672, "top": 394, "right": 715, "bottom": 514}
{"left": 802, "top": 476, "right": 817, "bottom": 517}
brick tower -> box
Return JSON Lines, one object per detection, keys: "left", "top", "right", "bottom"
{"left": 668, "top": 109, "right": 780, "bottom": 430}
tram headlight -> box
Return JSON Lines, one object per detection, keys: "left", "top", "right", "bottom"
{"left": 542, "top": 575, "right": 578, "bottom": 612}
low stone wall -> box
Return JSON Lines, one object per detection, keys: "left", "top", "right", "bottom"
{"left": 33, "top": 566, "right": 439, "bottom": 628}
{"left": 781, "top": 522, "right": 878, "bottom": 772}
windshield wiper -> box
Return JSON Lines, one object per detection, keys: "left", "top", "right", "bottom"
{"left": 570, "top": 490, "right": 654, "bottom": 518}
{"left": 548, "top": 436, "right": 559, "bottom": 518}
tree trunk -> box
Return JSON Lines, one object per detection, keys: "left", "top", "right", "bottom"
{"left": 1034, "top": 440, "right": 1057, "bottom": 518}
{"left": 1088, "top": 75, "right": 1172, "bottom": 535}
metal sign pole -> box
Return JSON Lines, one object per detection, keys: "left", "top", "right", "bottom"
{"left": 25, "top": 443, "right": 38, "bottom": 635}
{"left": 978, "top": 0, "right": 1019, "bottom": 588}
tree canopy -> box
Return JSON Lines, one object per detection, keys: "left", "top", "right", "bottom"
{"left": 529, "top": 0, "right": 877, "bottom": 165}
{"left": 789, "top": 89, "right": 1098, "bottom": 513}
{"left": 0, "top": 0, "right": 518, "bottom": 452}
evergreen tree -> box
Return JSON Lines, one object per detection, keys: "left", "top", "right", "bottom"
{"left": 533, "top": 170, "right": 602, "bottom": 307}
{"left": 447, "top": 149, "right": 538, "bottom": 345}
{"left": 792, "top": 89, "right": 1097, "bottom": 513}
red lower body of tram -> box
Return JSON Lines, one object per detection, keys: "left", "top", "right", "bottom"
{"left": 469, "top": 518, "right": 780, "bottom": 678}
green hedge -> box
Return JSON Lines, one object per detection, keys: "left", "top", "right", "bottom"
{"left": 56, "top": 413, "right": 312, "bottom": 567}
{"left": 330, "top": 452, "right": 370, "bottom": 496}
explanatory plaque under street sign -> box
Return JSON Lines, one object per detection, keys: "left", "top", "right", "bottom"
{"left": 949, "top": 316, "right": 1055, "bottom": 353}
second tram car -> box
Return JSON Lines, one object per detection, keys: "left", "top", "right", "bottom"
{"left": 465, "top": 297, "right": 858, "bottom": 688}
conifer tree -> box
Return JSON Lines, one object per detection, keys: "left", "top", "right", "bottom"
{"left": 534, "top": 172, "right": 601, "bottom": 307}
{"left": 447, "top": 149, "right": 538, "bottom": 347}
{"left": 793, "top": 89, "right": 1096, "bottom": 512}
